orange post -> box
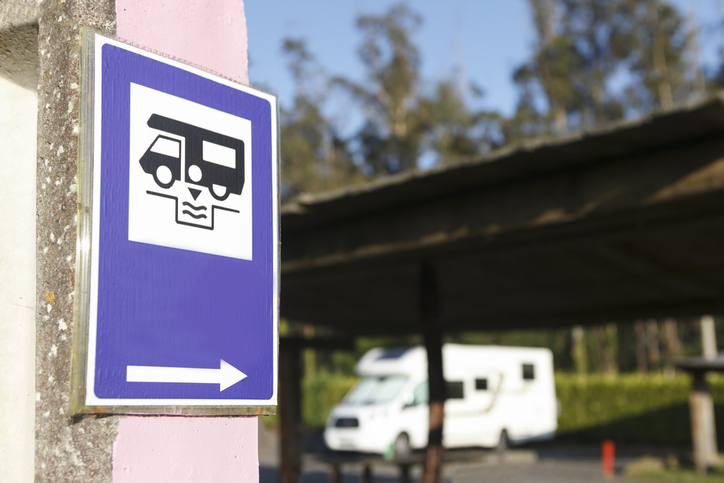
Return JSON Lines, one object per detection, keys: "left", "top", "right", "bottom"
{"left": 602, "top": 440, "right": 615, "bottom": 478}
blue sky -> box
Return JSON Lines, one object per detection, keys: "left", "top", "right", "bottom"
{"left": 245, "top": 0, "right": 724, "bottom": 119}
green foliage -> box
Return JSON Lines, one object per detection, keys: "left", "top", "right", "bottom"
{"left": 334, "top": 4, "right": 425, "bottom": 175}
{"left": 511, "top": 0, "right": 697, "bottom": 138}
{"left": 292, "top": 371, "right": 724, "bottom": 448}
{"left": 302, "top": 372, "right": 358, "bottom": 429}
{"left": 624, "top": 0, "right": 698, "bottom": 112}
{"left": 555, "top": 373, "right": 724, "bottom": 446}
{"left": 556, "top": 373, "right": 691, "bottom": 444}
{"left": 280, "top": 39, "right": 365, "bottom": 200}
{"left": 273, "top": 1, "right": 716, "bottom": 195}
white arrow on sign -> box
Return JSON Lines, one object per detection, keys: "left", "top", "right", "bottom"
{"left": 126, "top": 359, "right": 247, "bottom": 391}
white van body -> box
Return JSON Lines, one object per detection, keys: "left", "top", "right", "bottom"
{"left": 324, "top": 344, "right": 557, "bottom": 454}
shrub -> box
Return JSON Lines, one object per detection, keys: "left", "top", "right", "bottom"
{"left": 303, "top": 373, "right": 358, "bottom": 429}
{"left": 556, "top": 373, "right": 724, "bottom": 446}
{"left": 281, "top": 371, "right": 724, "bottom": 447}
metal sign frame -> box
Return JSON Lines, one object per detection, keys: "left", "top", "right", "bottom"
{"left": 71, "top": 29, "right": 279, "bottom": 415}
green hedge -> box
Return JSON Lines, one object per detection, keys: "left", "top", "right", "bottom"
{"left": 303, "top": 373, "right": 358, "bottom": 429}
{"left": 555, "top": 373, "right": 694, "bottom": 444}
{"left": 260, "top": 373, "right": 358, "bottom": 429}
{"left": 269, "top": 372, "right": 724, "bottom": 447}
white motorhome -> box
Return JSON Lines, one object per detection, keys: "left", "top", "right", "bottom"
{"left": 324, "top": 344, "right": 557, "bottom": 456}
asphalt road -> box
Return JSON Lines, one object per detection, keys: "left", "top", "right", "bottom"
{"left": 258, "top": 425, "right": 654, "bottom": 483}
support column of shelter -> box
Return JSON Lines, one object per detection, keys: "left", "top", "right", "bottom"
{"left": 279, "top": 339, "right": 302, "bottom": 483}
{"left": 691, "top": 315, "right": 719, "bottom": 473}
{"left": 421, "top": 262, "right": 445, "bottom": 483}
{"left": 278, "top": 337, "right": 354, "bottom": 483}
{"left": 701, "top": 315, "right": 718, "bottom": 359}
{"left": 677, "top": 356, "right": 723, "bottom": 475}
{"left": 690, "top": 371, "right": 718, "bottom": 473}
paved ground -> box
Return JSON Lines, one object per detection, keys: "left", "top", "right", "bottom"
{"left": 258, "top": 425, "right": 665, "bottom": 482}
{"left": 260, "top": 455, "right": 649, "bottom": 483}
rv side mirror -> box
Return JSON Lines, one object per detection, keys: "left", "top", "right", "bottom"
{"left": 402, "top": 393, "right": 415, "bottom": 409}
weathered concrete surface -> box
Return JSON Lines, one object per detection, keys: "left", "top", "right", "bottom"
{"left": 0, "top": 3, "right": 39, "bottom": 481}
{"left": 35, "top": 1, "right": 117, "bottom": 481}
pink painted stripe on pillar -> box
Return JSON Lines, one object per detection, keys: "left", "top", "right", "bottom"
{"left": 112, "top": 417, "right": 259, "bottom": 482}
{"left": 112, "top": 2, "right": 257, "bottom": 482}
{"left": 115, "top": 0, "right": 249, "bottom": 85}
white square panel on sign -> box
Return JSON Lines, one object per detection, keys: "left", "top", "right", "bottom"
{"left": 128, "top": 83, "right": 253, "bottom": 260}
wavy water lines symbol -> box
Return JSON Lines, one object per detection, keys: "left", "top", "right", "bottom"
{"left": 182, "top": 201, "right": 207, "bottom": 211}
{"left": 182, "top": 210, "right": 208, "bottom": 219}
{"left": 181, "top": 200, "right": 208, "bottom": 219}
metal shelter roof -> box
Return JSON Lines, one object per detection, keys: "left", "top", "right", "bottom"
{"left": 280, "top": 95, "right": 724, "bottom": 335}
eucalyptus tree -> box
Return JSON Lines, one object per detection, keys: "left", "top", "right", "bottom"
{"left": 512, "top": 0, "right": 696, "bottom": 138}
{"left": 280, "top": 39, "right": 361, "bottom": 200}
{"left": 623, "top": 0, "right": 697, "bottom": 114}
{"left": 333, "top": 4, "right": 426, "bottom": 175}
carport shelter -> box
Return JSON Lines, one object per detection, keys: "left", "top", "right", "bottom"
{"left": 279, "top": 95, "right": 724, "bottom": 482}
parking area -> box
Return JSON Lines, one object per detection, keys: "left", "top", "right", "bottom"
{"left": 258, "top": 425, "right": 658, "bottom": 483}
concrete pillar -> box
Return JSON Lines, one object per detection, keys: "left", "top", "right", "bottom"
{"left": 113, "top": 1, "right": 257, "bottom": 482}
{"left": 35, "top": 1, "right": 119, "bottom": 480}
{"left": 701, "top": 315, "right": 717, "bottom": 359}
{"left": 35, "top": 1, "right": 258, "bottom": 481}
{"left": 0, "top": 3, "right": 39, "bottom": 481}
{"left": 690, "top": 372, "right": 719, "bottom": 473}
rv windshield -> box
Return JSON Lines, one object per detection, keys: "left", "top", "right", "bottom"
{"left": 343, "top": 376, "right": 408, "bottom": 406}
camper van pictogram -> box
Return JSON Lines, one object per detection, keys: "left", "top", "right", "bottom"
{"left": 138, "top": 114, "right": 244, "bottom": 230}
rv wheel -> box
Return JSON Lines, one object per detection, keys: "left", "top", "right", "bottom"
{"left": 393, "top": 433, "right": 411, "bottom": 459}
{"left": 497, "top": 429, "right": 509, "bottom": 453}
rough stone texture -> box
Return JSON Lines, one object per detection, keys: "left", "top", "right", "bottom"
{"left": 0, "top": 22, "right": 39, "bottom": 89}
{"left": 0, "top": 0, "right": 40, "bottom": 29}
{"left": 0, "top": 0, "right": 41, "bottom": 90}
{"left": 36, "top": 1, "right": 117, "bottom": 481}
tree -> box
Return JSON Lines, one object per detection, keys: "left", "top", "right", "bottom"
{"left": 420, "top": 80, "right": 504, "bottom": 165}
{"left": 511, "top": 0, "right": 633, "bottom": 137}
{"left": 624, "top": 0, "right": 695, "bottom": 114}
{"left": 279, "top": 39, "right": 362, "bottom": 200}
{"left": 334, "top": 4, "right": 425, "bottom": 175}
{"left": 336, "top": 4, "right": 505, "bottom": 175}
{"left": 519, "top": 0, "right": 580, "bottom": 134}
{"left": 512, "top": 0, "right": 696, "bottom": 138}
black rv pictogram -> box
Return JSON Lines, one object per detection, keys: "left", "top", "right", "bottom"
{"left": 138, "top": 114, "right": 245, "bottom": 230}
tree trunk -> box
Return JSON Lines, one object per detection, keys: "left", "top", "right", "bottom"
{"left": 650, "top": 4, "right": 674, "bottom": 108}
{"left": 594, "top": 324, "right": 618, "bottom": 375}
{"left": 634, "top": 320, "right": 648, "bottom": 373}
{"left": 661, "top": 318, "right": 681, "bottom": 375}
{"left": 553, "top": 105, "right": 567, "bottom": 134}
{"left": 646, "top": 319, "right": 661, "bottom": 371}
{"left": 571, "top": 325, "right": 587, "bottom": 375}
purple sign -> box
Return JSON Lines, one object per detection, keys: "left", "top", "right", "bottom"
{"left": 81, "top": 34, "right": 278, "bottom": 409}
